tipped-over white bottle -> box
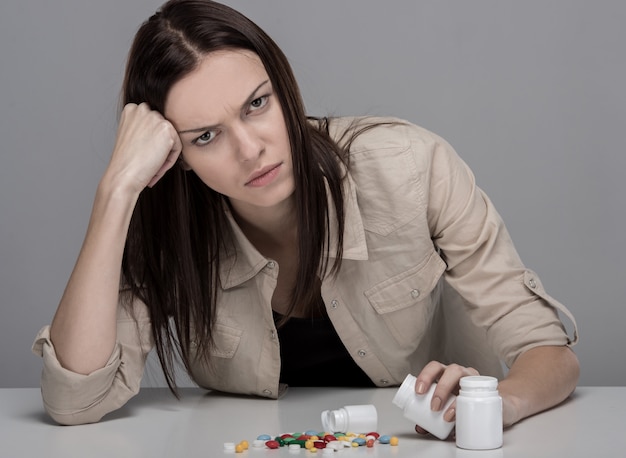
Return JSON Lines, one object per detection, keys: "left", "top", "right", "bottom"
{"left": 392, "top": 373, "right": 456, "bottom": 440}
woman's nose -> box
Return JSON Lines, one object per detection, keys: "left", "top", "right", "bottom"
{"left": 232, "top": 123, "right": 263, "bottom": 162}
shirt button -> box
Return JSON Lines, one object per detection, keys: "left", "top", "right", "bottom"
{"left": 270, "top": 330, "right": 276, "bottom": 339}
{"left": 331, "top": 299, "right": 339, "bottom": 309}
{"left": 358, "top": 349, "right": 367, "bottom": 357}
{"left": 267, "top": 261, "right": 276, "bottom": 269}
{"left": 410, "top": 289, "right": 420, "bottom": 299}
{"left": 262, "top": 389, "right": 272, "bottom": 396}
{"left": 380, "top": 379, "right": 389, "bottom": 385}
{"left": 529, "top": 278, "right": 537, "bottom": 289}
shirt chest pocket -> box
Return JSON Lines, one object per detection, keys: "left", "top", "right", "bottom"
{"left": 192, "top": 322, "right": 242, "bottom": 359}
{"left": 364, "top": 252, "right": 446, "bottom": 346}
{"left": 209, "top": 323, "right": 242, "bottom": 358}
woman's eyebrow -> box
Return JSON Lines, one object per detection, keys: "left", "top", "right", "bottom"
{"left": 177, "top": 79, "right": 270, "bottom": 135}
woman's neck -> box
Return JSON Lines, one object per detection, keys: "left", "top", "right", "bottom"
{"left": 229, "top": 195, "right": 298, "bottom": 250}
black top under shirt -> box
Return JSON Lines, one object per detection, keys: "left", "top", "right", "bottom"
{"left": 273, "top": 307, "right": 375, "bottom": 387}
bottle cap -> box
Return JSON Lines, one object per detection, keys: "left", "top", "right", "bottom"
{"left": 459, "top": 375, "right": 498, "bottom": 391}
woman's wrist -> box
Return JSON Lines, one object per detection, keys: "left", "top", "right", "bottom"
{"left": 499, "top": 389, "right": 527, "bottom": 427}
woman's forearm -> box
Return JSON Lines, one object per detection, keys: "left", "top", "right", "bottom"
{"left": 49, "top": 179, "right": 139, "bottom": 375}
{"left": 498, "top": 345, "right": 580, "bottom": 426}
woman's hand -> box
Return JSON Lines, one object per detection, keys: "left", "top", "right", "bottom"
{"left": 412, "top": 361, "right": 479, "bottom": 436}
{"left": 103, "top": 102, "right": 183, "bottom": 195}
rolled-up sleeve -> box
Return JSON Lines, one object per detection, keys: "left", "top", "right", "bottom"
{"left": 31, "top": 299, "right": 153, "bottom": 425}
{"left": 426, "top": 135, "right": 578, "bottom": 367}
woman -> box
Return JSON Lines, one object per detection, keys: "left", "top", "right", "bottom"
{"left": 33, "top": 0, "right": 579, "bottom": 429}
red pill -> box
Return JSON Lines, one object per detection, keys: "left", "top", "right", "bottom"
{"left": 323, "top": 435, "right": 336, "bottom": 442}
{"left": 366, "top": 432, "right": 380, "bottom": 439}
{"left": 313, "top": 441, "right": 327, "bottom": 449}
{"left": 280, "top": 434, "right": 294, "bottom": 440}
{"left": 296, "top": 435, "right": 311, "bottom": 441}
{"left": 265, "top": 440, "right": 280, "bottom": 449}
{"left": 366, "top": 439, "right": 375, "bottom": 448}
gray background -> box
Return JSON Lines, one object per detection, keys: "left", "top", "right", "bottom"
{"left": 1, "top": 1, "right": 624, "bottom": 388}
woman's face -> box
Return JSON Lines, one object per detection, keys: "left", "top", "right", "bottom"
{"left": 164, "top": 49, "right": 294, "bottom": 217}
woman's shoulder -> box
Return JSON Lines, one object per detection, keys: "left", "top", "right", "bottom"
{"left": 325, "top": 116, "right": 445, "bottom": 155}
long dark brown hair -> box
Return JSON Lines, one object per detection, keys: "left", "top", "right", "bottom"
{"left": 120, "top": 0, "right": 348, "bottom": 393}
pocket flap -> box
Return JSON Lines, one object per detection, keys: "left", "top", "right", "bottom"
{"left": 365, "top": 251, "right": 446, "bottom": 314}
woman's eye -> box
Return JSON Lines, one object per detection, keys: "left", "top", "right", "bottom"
{"left": 249, "top": 95, "right": 269, "bottom": 112}
{"left": 193, "top": 131, "right": 216, "bottom": 146}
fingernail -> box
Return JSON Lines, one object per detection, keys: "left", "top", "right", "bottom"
{"left": 444, "top": 408, "right": 456, "bottom": 422}
{"left": 431, "top": 396, "right": 442, "bottom": 411}
{"left": 416, "top": 382, "right": 426, "bottom": 394}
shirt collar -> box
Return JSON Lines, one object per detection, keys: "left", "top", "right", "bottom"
{"left": 219, "top": 171, "right": 368, "bottom": 289}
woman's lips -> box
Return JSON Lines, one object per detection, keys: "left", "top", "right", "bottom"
{"left": 245, "top": 163, "right": 282, "bottom": 187}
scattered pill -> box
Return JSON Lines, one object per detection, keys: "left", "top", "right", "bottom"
{"left": 257, "top": 434, "right": 271, "bottom": 441}
{"left": 265, "top": 440, "right": 280, "bottom": 449}
{"left": 378, "top": 434, "right": 391, "bottom": 444}
{"left": 366, "top": 432, "right": 380, "bottom": 439}
{"left": 252, "top": 439, "right": 265, "bottom": 448}
{"left": 352, "top": 437, "right": 366, "bottom": 446}
{"left": 305, "top": 430, "right": 320, "bottom": 436}
{"left": 366, "top": 439, "right": 375, "bottom": 448}
{"left": 390, "top": 436, "right": 399, "bottom": 446}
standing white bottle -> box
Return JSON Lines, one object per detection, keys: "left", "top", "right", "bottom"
{"left": 455, "top": 375, "right": 503, "bottom": 450}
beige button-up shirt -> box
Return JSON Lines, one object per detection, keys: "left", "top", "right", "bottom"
{"left": 33, "top": 117, "right": 577, "bottom": 425}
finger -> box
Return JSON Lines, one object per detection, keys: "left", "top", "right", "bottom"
{"left": 414, "top": 361, "right": 447, "bottom": 395}
{"left": 432, "top": 364, "right": 479, "bottom": 412}
{"left": 147, "top": 147, "right": 181, "bottom": 188}
{"left": 415, "top": 425, "right": 431, "bottom": 436}
{"left": 147, "top": 124, "right": 183, "bottom": 188}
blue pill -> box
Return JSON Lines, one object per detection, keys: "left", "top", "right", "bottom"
{"left": 378, "top": 435, "right": 391, "bottom": 444}
{"left": 256, "top": 434, "right": 272, "bottom": 441}
{"left": 305, "top": 430, "right": 320, "bottom": 436}
{"left": 352, "top": 438, "right": 366, "bottom": 446}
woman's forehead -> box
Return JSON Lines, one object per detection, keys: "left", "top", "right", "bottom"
{"left": 164, "top": 49, "right": 269, "bottom": 127}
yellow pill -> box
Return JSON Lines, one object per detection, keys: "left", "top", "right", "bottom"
{"left": 235, "top": 444, "right": 244, "bottom": 453}
{"left": 310, "top": 435, "right": 319, "bottom": 441}
{"left": 390, "top": 436, "right": 399, "bottom": 446}
{"left": 305, "top": 440, "right": 314, "bottom": 449}
{"left": 239, "top": 440, "right": 249, "bottom": 450}
{"left": 351, "top": 442, "right": 359, "bottom": 447}
{"left": 358, "top": 434, "right": 366, "bottom": 439}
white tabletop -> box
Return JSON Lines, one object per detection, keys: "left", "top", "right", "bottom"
{"left": 1, "top": 386, "right": 624, "bottom": 457}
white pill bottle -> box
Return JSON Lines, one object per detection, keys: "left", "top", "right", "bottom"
{"left": 455, "top": 375, "right": 503, "bottom": 450}
{"left": 321, "top": 404, "right": 377, "bottom": 433}
{"left": 392, "top": 374, "right": 456, "bottom": 440}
